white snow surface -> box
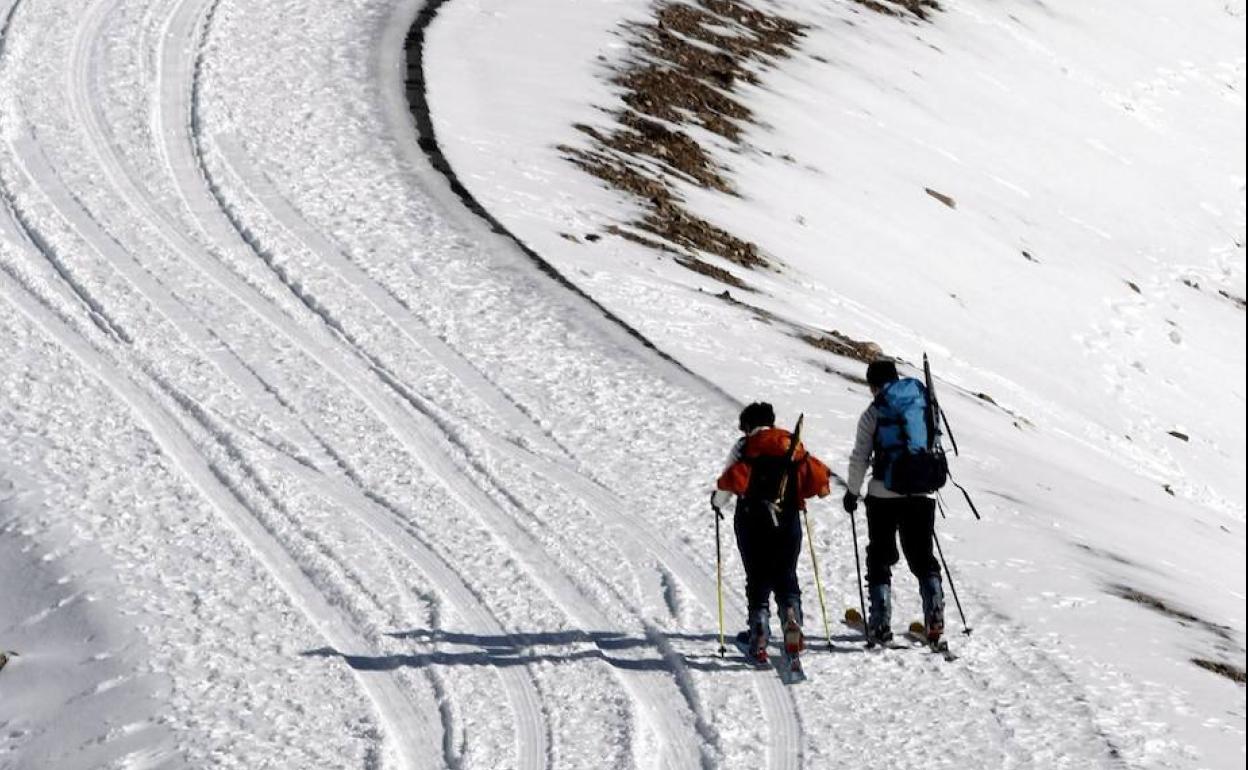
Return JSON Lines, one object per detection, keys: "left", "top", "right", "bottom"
{"left": 0, "top": 0, "right": 1242, "bottom": 768}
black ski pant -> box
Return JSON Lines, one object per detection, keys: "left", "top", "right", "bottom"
{"left": 864, "top": 495, "right": 939, "bottom": 586}
{"left": 733, "top": 499, "right": 802, "bottom": 617}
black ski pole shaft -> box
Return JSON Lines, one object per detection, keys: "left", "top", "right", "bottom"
{"left": 849, "top": 510, "right": 871, "bottom": 647}
{"left": 713, "top": 504, "right": 727, "bottom": 657}
{"left": 941, "top": 406, "right": 960, "bottom": 456}
{"left": 947, "top": 471, "right": 982, "bottom": 521}
{"left": 932, "top": 529, "right": 971, "bottom": 635}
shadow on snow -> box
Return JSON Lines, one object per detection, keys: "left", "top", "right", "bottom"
{"left": 301, "top": 628, "right": 864, "bottom": 673}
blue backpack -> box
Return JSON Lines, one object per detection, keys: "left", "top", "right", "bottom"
{"left": 872, "top": 378, "right": 948, "bottom": 495}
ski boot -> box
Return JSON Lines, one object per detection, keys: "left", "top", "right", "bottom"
{"left": 920, "top": 574, "right": 945, "bottom": 643}
{"left": 867, "top": 583, "right": 893, "bottom": 644}
{"left": 737, "top": 608, "right": 771, "bottom": 665}
{"left": 780, "top": 602, "right": 805, "bottom": 657}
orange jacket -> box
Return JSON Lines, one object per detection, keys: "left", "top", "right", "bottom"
{"left": 717, "top": 427, "right": 831, "bottom": 509}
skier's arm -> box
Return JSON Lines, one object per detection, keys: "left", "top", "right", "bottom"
{"left": 713, "top": 437, "right": 748, "bottom": 505}
{"left": 845, "top": 407, "right": 876, "bottom": 496}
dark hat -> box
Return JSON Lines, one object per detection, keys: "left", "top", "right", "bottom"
{"left": 738, "top": 402, "right": 776, "bottom": 432}
{"left": 866, "top": 359, "right": 899, "bottom": 387}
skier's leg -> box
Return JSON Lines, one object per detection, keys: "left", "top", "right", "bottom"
{"left": 734, "top": 504, "right": 771, "bottom": 653}
{"left": 864, "top": 497, "right": 901, "bottom": 585}
{"left": 864, "top": 497, "right": 900, "bottom": 640}
{"left": 898, "top": 497, "right": 940, "bottom": 580}
{"left": 899, "top": 497, "right": 944, "bottom": 639}
{"left": 775, "top": 511, "right": 805, "bottom": 654}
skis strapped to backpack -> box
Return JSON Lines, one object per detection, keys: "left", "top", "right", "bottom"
{"left": 764, "top": 414, "right": 804, "bottom": 526}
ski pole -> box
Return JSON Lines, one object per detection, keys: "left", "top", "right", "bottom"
{"left": 945, "top": 467, "right": 982, "bottom": 521}
{"left": 932, "top": 529, "right": 971, "bottom": 635}
{"left": 802, "top": 509, "right": 833, "bottom": 649}
{"left": 713, "top": 502, "right": 727, "bottom": 657}
{"left": 849, "top": 509, "right": 871, "bottom": 647}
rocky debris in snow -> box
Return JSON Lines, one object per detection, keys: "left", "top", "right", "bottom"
{"left": 1110, "top": 584, "right": 1236, "bottom": 643}
{"left": 1192, "top": 658, "right": 1247, "bottom": 685}
{"left": 676, "top": 255, "right": 751, "bottom": 289}
{"left": 560, "top": 0, "right": 806, "bottom": 283}
{"left": 800, "top": 330, "right": 884, "bottom": 362}
{"left": 925, "top": 186, "right": 957, "bottom": 208}
{"left": 851, "top": 0, "right": 942, "bottom": 20}
{"left": 605, "top": 224, "right": 678, "bottom": 253}
{"left": 642, "top": 199, "right": 764, "bottom": 267}
{"left": 1167, "top": 430, "right": 1190, "bottom": 442}
{"left": 575, "top": 117, "right": 732, "bottom": 194}
{"left": 1125, "top": 280, "right": 1142, "bottom": 293}
{"left": 710, "top": 288, "right": 781, "bottom": 322}
{"left": 1218, "top": 289, "right": 1246, "bottom": 310}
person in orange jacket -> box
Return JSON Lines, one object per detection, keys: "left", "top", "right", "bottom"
{"left": 712, "top": 402, "right": 831, "bottom": 663}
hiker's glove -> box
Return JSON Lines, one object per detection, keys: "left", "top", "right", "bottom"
{"left": 842, "top": 492, "right": 858, "bottom": 514}
{"left": 710, "top": 489, "right": 733, "bottom": 511}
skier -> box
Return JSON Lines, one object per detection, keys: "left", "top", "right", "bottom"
{"left": 842, "top": 359, "right": 946, "bottom": 644}
{"left": 712, "top": 402, "right": 830, "bottom": 665}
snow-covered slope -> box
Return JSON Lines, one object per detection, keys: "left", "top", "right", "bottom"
{"left": 0, "top": 0, "right": 1243, "bottom": 768}
{"left": 425, "top": 0, "right": 1246, "bottom": 765}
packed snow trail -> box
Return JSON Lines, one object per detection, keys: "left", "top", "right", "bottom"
{"left": 1, "top": 0, "right": 1237, "bottom": 768}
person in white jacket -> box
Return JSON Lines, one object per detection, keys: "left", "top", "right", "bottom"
{"left": 842, "top": 359, "right": 945, "bottom": 644}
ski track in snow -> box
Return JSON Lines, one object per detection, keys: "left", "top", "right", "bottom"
{"left": 170, "top": 1, "right": 706, "bottom": 766}
{"left": 0, "top": 0, "right": 1216, "bottom": 767}
{"left": 7, "top": 0, "right": 733, "bottom": 765}
{"left": 0, "top": 210, "right": 440, "bottom": 769}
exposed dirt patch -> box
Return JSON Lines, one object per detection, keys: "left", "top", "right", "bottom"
{"left": 1218, "top": 289, "right": 1246, "bottom": 310}
{"left": 800, "top": 330, "right": 884, "bottom": 362}
{"left": 851, "top": 0, "right": 942, "bottom": 21}
{"left": 563, "top": 0, "right": 942, "bottom": 288}
{"left": 924, "top": 186, "right": 957, "bottom": 209}
{"left": 1110, "top": 584, "right": 1236, "bottom": 642}
{"left": 560, "top": 0, "right": 809, "bottom": 284}
{"left": 710, "top": 288, "right": 780, "bottom": 323}
{"left": 1192, "top": 658, "right": 1246, "bottom": 685}
{"left": 707, "top": 290, "right": 887, "bottom": 369}
{"left": 1073, "top": 543, "right": 1149, "bottom": 570}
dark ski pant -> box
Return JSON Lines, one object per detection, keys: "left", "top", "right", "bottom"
{"left": 864, "top": 495, "right": 939, "bottom": 586}
{"left": 734, "top": 500, "right": 802, "bottom": 617}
